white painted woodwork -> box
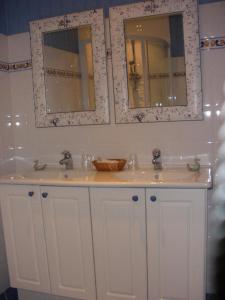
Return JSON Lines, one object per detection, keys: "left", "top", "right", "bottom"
{"left": 147, "top": 188, "right": 206, "bottom": 300}
{"left": 0, "top": 204, "right": 9, "bottom": 293}
{"left": 0, "top": 185, "right": 50, "bottom": 293}
{"left": 41, "top": 186, "right": 96, "bottom": 300}
{"left": 90, "top": 187, "right": 147, "bottom": 300}
{"left": 0, "top": 184, "right": 207, "bottom": 300}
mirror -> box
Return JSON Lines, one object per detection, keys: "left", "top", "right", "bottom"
{"left": 124, "top": 14, "right": 187, "bottom": 109}
{"left": 30, "top": 9, "right": 109, "bottom": 127}
{"left": 43, "top": 26, "right": 95, "bottom": 114}
{"left": 110, "top": 0, "right": 203, "bottom": 123}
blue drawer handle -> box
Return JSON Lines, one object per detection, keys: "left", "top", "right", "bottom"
{"left": 42, "top": 192, "right": 48, "bottom": 198}
{"left": 132, "top": 195, "right": 139, "bottom": 202}
{"left": 28, "top": 191, "right": 34, "bottom": 197}
{"left": 150, "top": 195, "right": 157, "bottom": 202}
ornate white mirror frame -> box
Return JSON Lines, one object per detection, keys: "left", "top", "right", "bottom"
{"left": 30, "top": 9, "right": 109, "bottom": 127}
{"left": 109, "top": 0, "right": 203, "bottom": 123}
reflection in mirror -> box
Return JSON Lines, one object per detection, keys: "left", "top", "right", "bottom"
{"left": 124, "top": 14, "right": 187, "bottom": 109}
{"left": 43, "top": 25, "right": 95, "bottom": 114}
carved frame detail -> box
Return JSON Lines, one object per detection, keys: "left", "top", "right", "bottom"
{"left": 30, "top": 9, "right": 109, "bottom": 127}
{"left": 109, "top": 0, "right": 203, "bottom": 123}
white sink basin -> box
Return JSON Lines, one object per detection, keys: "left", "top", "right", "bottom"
{"left": 114, "top": 170, "right": 154, "bottom": 181}
{"left": 155, "top": 169, "right": 195, "bottom": 181}
{"left": 114, "top": 168, "right": 196, "bottom": 182}
{"left": 19, "top": 169, "right": 95, "bottom": 181}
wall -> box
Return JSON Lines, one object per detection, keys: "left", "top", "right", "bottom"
{"left": 0, "top": 0, "right": 222, "bottom": 35}
{"left": 6, "top": 3, "right": 225, "bottom": 297}
{"left": 0, "top": 33, "right": 12, "bottom": 293}
{"left": 0, "top": 0, "right": 7, "bottom": 35}
{"left": 0, "top": 0, "right": 224, "bottom": 297}
{"left": 200, "top": 2, "right": 225, "bottom": 293}
{"left": 8, "top": 22, "right": 216, "bottom": 170}
{"left": 0, "top": 34, "right": 15, "bottom": 175}
{"left": 7, "top": 5, "right": 224, "bottom": 170}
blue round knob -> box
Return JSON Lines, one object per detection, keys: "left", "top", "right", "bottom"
{"left": 150, "top": 195, "right": 157, "bottom": 202}
{"left": 132, "top": 195, "right": 139, "bottom": 202}
{"left": 28, "top": 191, "right": 34, "bottom": 197}
{"left": 42, "top": 192, "right": 48, "bottom": 198}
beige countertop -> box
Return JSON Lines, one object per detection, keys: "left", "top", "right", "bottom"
{"left": 0, "top": 167, "right": 212, "bottom": 189}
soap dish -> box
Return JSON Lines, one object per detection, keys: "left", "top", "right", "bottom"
{"left": 92, "top": 159, "right": 127, "bottom": 171}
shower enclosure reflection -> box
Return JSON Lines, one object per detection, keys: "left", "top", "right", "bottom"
{"left": 43, "top": 25, "right": 95, "bottom": 114}
{"left": 124, "top": 14, "right": 187, "bottom": 109}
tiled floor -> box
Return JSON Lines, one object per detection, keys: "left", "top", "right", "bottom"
{"left": 206, "top": 295, "right": 216, "bottom": 300}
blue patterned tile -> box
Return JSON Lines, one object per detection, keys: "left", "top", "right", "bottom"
{"left": 1, "top": 0, "right": 225, "bottom": 35}
{"left": 201, "top": 36, "right": 225, "bottom": 50}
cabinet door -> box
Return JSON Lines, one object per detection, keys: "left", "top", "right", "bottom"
{"left": 41, "top": 186, "right": 96, "bottom": 300}
{"left": 90, "top": 188, "right": 147, "bottom": 300}
{"left": 147, "top": 188, "right": 206, "bottom": 300}
{"left": 0, "top": 185, "right": 50, "bottom": 293}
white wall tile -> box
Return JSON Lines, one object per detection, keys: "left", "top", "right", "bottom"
{"left": 199, "top": 2, "right": 225, "bottom": 294}
{"left": 0, "top": 34, "right": 11, "bottom": 294}
{"left": 0, "top": 209, "right": 9, "bottom": 293}
{"left": 7, "top": 32, "right": 31, "bottom": 62}
{"left": 0, "top": 34, "right": 8, "bottom": 61}
{"left": 199, "top": 1, "right": 225, "bottom": 38}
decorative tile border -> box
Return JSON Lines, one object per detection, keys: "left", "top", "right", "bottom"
{"left": 9, "top": 60, "right": 32, "bottom": 71}
{"left": 46, "top": 67, "right": 77, "bottom": 78}
{"left": 0, "top": 61, "right": 9, "bottom": 72}
{"left": 0, "top": 60, "right": 32, "bottom": 72}
{"left": 148, "top": 72, "right": 186, "bottom": 79}
{"left": 201, "top": 36, "right": 225, "bottom": 50}
{"left": 45, "top": 67, "right": 94, "bottom": 80}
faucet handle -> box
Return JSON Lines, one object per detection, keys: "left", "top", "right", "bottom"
{"left": 61, "top": 150, "right": 72, "bottom": 158}
{"left": 152, "top": 148, "right": 161, "bottom": 158}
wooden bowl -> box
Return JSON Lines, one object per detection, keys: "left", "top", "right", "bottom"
{"left": 92, "top": 159, "right": 127, "bottom": 171}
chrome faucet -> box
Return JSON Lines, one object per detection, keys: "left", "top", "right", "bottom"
{"left": 152, "top": 148, "right": 162, "bottom": 170}
{"left": 59, "top": 151, "right": 73, "bottom": 170}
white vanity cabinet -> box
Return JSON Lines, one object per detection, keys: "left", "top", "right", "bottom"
{"left": 0, "top": 182, "right": 208, "bottom": 300}
{"left": 0, "top": 185, "right": 50, "bottom": 293}
{"left": 0, "top": 185, "right": 96, "bottom": 300}
{"left": 41, "top": 186, "right": 96, "bottom": 300}
{"left": 146, "top": 188, "right": 206, "bottom": 300}
{"left": 90, "top": 188, "right": 148, "bottom": 300}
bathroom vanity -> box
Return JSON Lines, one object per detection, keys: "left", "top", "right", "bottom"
{"left": 0, "top": 167, "right": 211, "bottom": 300}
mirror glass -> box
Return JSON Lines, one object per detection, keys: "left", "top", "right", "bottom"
{"left": 124, "top": 14, "right": 187, "bottom": 109}
{"left": 43, "top": 25, "right": 96, "bottom": 114}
